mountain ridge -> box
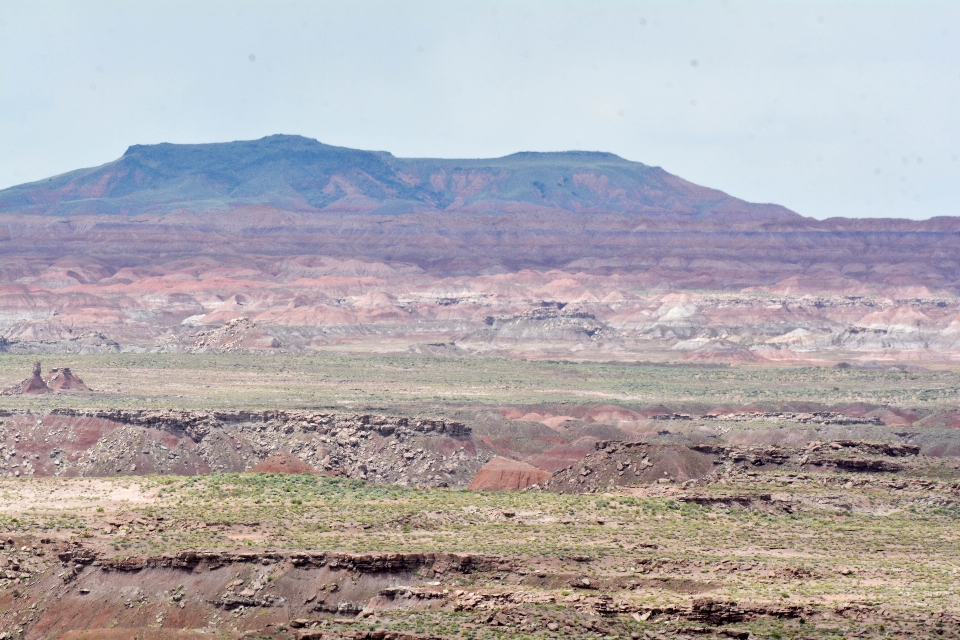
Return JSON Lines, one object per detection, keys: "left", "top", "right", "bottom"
{"left": 0, "top": 134, "right": 799, "bottom": 220}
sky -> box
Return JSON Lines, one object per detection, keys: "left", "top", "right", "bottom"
{"left": 1, "top": 1, "right": 958, "bottom": 220}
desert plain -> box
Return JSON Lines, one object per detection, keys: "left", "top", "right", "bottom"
{"left": 0, "top": 137, "right": 959, "bottom": 639}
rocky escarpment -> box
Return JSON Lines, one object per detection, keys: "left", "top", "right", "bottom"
{"left": 0, "top": 410, "right": 488, "bottom": 488}
{"left": 6, "top": 538, "right": 947, "bottom": 639}
{"left": 542, "top": 442, "right": 720, "bottom": 493}
{"left": 541, "top": 439, "right": 933, "bottom": 494}
{"left": 9, "top": 542, "right": 519, "bottom": 639}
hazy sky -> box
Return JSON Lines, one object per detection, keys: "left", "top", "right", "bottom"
{"left": 2, "top": 1, "right": 958, "bottom": 219}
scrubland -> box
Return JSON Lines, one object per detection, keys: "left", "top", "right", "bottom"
{"left": 2, "top": 353, "right": 958, "bottom": 412}
{"left": 1, "top": 353, "right": 960, "bottom": 638}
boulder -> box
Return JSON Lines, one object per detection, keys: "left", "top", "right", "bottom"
{"left": 467, "top": 457, "right": 551, "bottom": 491}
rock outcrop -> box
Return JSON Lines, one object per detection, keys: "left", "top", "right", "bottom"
{"left": 543, "top": 442, "right": 719, "bottom": 493}
{"left": 542, "top": 439, "right": 928, "bottom": 493}
{"left": 1, "top": 361, "right": 51, "bottom": 395}
{"left": 0, "top": 409, "right": 488, "bottom": 487}
{"left": 44, "top": 367, "right": 89, "bottom": 390}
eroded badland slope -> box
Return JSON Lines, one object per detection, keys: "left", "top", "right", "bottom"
{"left": 1, "top": 136, "right": 958, "bottom": 363}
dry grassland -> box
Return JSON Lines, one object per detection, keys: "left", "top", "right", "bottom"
{"left": 1, "top": 353, "right": 958, "bottom": 412}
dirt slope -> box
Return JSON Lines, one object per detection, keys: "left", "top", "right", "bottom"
{"left": 251, "top": 453, "right": 318, "bottom": 474}
{"left": 467, "top": 457, "right": 551, "bottom": 491}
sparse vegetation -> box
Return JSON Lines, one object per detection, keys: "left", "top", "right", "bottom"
{"left": 1, "top": 354, "right": 959, "bottom": 637}
{"left": 2, "top": 352, "right": 959, "bottom": 412}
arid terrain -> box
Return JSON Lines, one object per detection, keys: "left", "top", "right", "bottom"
{"left": 0, "top": 137, "right": 959, "bottom": 638}
{"left": 3, "top": 257, "right": 959, "bottom": 365}
{"left": 0, "top": 355, "right": 957, "bottom": 638}
{"left": 2, "top": 136, "right": 959, "bottom": 363}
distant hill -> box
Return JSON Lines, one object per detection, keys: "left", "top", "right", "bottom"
{"left": 2, "top": 135, "right": 960, "bottom": 358}
{"left": 0, "top": 133, "right": 957, "bottom": 289}
{"left": 0, "top": 134, "right": 798, "bottom": 220}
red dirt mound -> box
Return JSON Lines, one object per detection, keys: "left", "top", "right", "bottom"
{"left": 467, "top": 456, "right": 551, "bottom": 491}
{"left": 583, "top": 405, "right": 644, "bottom": 423}
{"left": 45, "top": 367, "right": 90, "bottom": 390}
{"left": 250, "top": 452, "right": 317, "bottom": 474}
{"left": 524, "top": 436, "right": 599, "bottom": 472}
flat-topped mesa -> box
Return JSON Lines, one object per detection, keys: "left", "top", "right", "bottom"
{"left": 0, "top": 134, "right": 800, "bottom": 220}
